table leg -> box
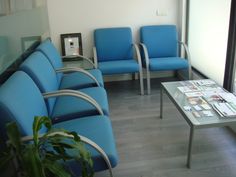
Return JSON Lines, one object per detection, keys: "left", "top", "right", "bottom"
{"left": 160, "top": 85, "right": 163, "bottom": 119}
{"left": 187, "top": 126, "right": 194, "bottom": 168}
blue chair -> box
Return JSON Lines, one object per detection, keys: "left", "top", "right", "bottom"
{"left": 36, "top": 39, "right": 104, "bottom": 89}
{"left": 140, "top": 25, "right": 192, "bottom": 94}
{"left": 19, "top": 51, "right": 109, "bottom": 123}
{"left": 93, "top": 27, "right": 144, "bottom": 95}
{"left": 0, "top": 71, "right": 118, "bottom": 176}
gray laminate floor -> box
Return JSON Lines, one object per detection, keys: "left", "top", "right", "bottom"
{"left": 96, "top": 77, "right": 236, "bottom": 177}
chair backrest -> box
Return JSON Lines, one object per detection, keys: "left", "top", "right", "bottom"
{"left": 94, "top": 27, "right": 134, "bottom": 62}
{"left": 0, "top": 71, "right": 48, "bottom": 139}
{"left": 36, "top": 39, "right": 63, "bottom": 82}
{"left": 140, "top": 25, "right": 178, "bottom": 58}
{"left": 20, "top": 51, "right": 60, "bottom": 115}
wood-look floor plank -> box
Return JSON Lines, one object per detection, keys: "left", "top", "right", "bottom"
{"left": 95, "top": 78, "right": 236, "bottom": 177}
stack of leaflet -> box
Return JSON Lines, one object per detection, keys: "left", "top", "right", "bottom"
{"left": 177, "top": 81, "right": 202, "bottom": 97}
{"left": 177, "top": 79, "right": 221, "bottom": 98}
{"left": 178, "top": 79, "right": 236, "bottom": 118}
{"left": 212, "top": 102, "right": 236, "bottom": 117}
{"left": 211, "top": 93, "right": 236, "bottom": 117}
{"left": 202, "top": 89, "right": 236, "bottom": 117}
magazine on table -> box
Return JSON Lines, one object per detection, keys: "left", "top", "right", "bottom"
{"left": 178, "top": 85, "right": 201, "bottom": 93}
{"left": 179, "top": 79, "right": 236, "bottom": 118}
{"left": 202, "top": 90, "right": 236, "bottom": 117}
{"left": 178, "top": 79, "right": 221, "bottom": 94}
{"left": 212, "top": 102, "right": 236, "bottom": 117}
{"left": 190, "top": 80, "right": 216, "bottom": 86}
{"left": 202, "top": 90, "right": 225, "bottom": 103}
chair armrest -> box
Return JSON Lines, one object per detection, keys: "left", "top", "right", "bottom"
{"left": 62, "top": 55, "right": 96, "bottom": 69}
{"left": 132, "top": 43, "right": 142, "bottom": 66}
{"left": 178, "top": 41, "right": 192, "bottom": 63}
{"left": 42, "top": 89, "right": 104, "bottom": 116}
{"left": 178, "top": 41, "right": 193, "bottom": 79}
{"left": 93, "top": 47, "right": 98, "bottom": 69}
{"left": 18, "top": 132, "right": 113, "bottom": 177}
{"left": 139, "top": 43, "right": 150, "bottom": 68}
{"left": 56, "top": 67, "right": 101, "bottom": 87}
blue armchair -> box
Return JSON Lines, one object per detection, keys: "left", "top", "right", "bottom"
{"left": 19, "top": 51, "right": 109, "bottom": 123}
{"left": 0, "top": 71, "right": 118, "bottom": 176}
{"left": 36, "top": 39, "right": 104, "bottom": 89}
{"left": 93, "top": 27, "right": 144, "bottom": 95}
{"left": 140, "top": 25, "right": 192, "bottom": 94}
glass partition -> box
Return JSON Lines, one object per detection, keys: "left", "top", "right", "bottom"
{"left": 0, "top": 0, "right": 50, "bottom": 82}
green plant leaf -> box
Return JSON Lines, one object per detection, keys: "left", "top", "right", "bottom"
{"left": 0, "top": 151, "right": 13, "bottom": 172}
{"left": 33, "top": 116, "right": 51, "bottom": 147}
{"left": 43, "top": 159, "right": 71, "bottom": 177}
{"left": 44, "top": 151, "right": 72, "bottom": 161}
{"left": 22, "top": 145, "right": 45, "bottom": 177}
{"left": 6, "top": 122, "right": 22, "bottom": 154}
{"left": 51, "top": 141, "right": 76, "bottom": 161}
{"left": 67, "top": 131, "right": 80, "bottom": 142}
{"left": 2, "top": 117, "right": 94, "bottom": 177}
{"left": 71, "top": 142, "right": 94, "bottom": 177}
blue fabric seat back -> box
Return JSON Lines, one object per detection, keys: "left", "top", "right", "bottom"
{"left": 94, "top": 27, "right": 134, "bottom": 61}
{"left": 140, "top": 25, "right": 178, "bottom": 58}
{"left": 20, "top": 51, "right": 60, "bottom": 115}
{"left": 36, "top": 39, "right": 63, "bottom": 82}
{"left": 0, "top": 71, "right": 48, "bottom": 139}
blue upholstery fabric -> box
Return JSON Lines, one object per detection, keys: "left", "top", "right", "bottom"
{"left": 149, "top": 57, "right": 189, "bottom": 71}
{"left": 140, "top": 25, "right": 190, "bottom": 72}
{"left": 59, "top": 69, "right": 104, "bottom": 90}
{"left": 0, "top": 72, "right": 118, "bottom": 173}
{"left": 98, "top": 60, "right": 139, "bottom": 75}
{"left": 94, "top": 27, "right": 133, "bottom": 61}
{"left": 140, "top": 25, "right": 178, "bottom": 58}
{"left": 53, "top": 115, "right": 118, "bottom": 173}
{"left": 36, "top": 39, "right": 63, "bottom": 82}
{"left": 0, "top": 71, "right": 48, "bottom": 139}
{"left": 52, "top": 87, "right": 109, "bottom": 123}
{"left": 20, "top": 51, "right": 109, "bottom": 122}
{"left": 37, "top": 39, "right": 104, "bottom": 89}
{"left": 60, "top": 69, "right": 104, "bottom": 89}
{"left": 20, "top": 51, "right": 59, "bottom": 115}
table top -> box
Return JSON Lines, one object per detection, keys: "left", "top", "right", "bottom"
{"left": 161, "top": 80, "right": 236, "bottom": 129}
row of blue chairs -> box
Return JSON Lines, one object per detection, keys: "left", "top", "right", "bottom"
{"left": 0, "top": 40, "right": 118, "bottom": 176}
{"left": 93, "top": 25, "right": 192, "bottom": 95}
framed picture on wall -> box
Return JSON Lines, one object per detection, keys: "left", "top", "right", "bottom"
{"left": 60, "top": 33, "right": 83, "bottom": 56}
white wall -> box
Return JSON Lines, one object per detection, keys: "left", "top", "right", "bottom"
{"left": 188, "top": 0, "right": 231, "bottom": 85}
{"left": 46, "top": 0, "right": 181, "bottom": 57}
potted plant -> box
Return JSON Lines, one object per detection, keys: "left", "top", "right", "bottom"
{"left": 0, "top": 116, "right": 94, "bottom": 177}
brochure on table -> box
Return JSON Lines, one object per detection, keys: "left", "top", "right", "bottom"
{"left": 178, "top": 80, "right": 236, "bottom": 118}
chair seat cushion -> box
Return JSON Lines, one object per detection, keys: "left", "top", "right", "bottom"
{"left": 149, "top": 57, "right": 189, "bottom": 71}
{"left": 98, "top": 60, "right": 140, "bottom": 75}
{"left": 51, "top": 87, "right": 109, "bottom": 123}
{"left": 59, "top": 69, "right": 104, "bottom": 89}
{"left": 52, "top": 115, "right": 118, "bottom": 173}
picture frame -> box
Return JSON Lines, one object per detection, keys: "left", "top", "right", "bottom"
{"left": 60, "top": 33, "right": 83, "bottom": 56}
